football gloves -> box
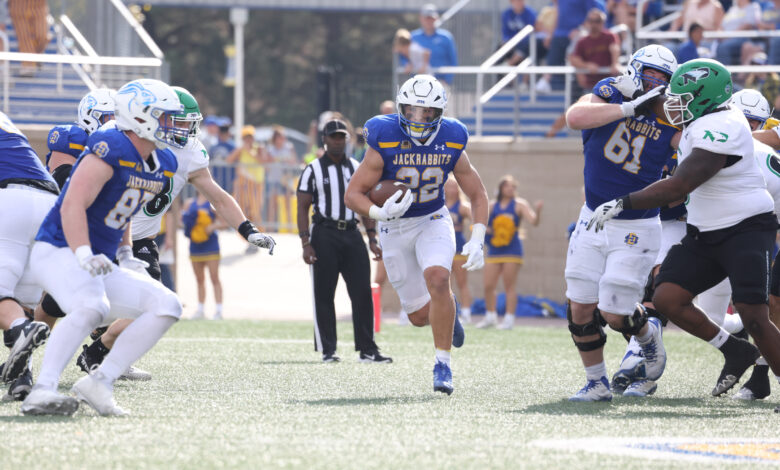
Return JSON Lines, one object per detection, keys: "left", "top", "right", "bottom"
{"left": 587, "top": 199, "right": 625, "bottom": 232}
{"left": 75, "top": 245, "right": 114, "bottom": 277}
{"left": 461, "top": 223, "right": 486, "bottom": 271}
{"left": 369, "top": 190, "right": 414, "bottom": 222}
{"left": 116, "top": 245, "right": 149, "bottom": 274}
{"left": 619, "top": 85, "right": 665, "bottom": 117}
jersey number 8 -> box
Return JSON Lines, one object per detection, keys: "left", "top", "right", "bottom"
{"left": 105, "top": 188, "right": 156, "bottom": 230}
{"left": 604, "top": 122, "right": 645, "bottom": 174}
{"left": 396, "top": 167, "right": 445, "bottom": 203}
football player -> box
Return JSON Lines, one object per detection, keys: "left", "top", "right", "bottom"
{"left": 589, "top": 59, "right": 780, "bottom": 404}
{"left": 563, "top": 44, "right": 680, "bottom": 401}
{"left": 345, "top": 74, "right": 489, "bottom": 395}
{"left": 74, "top": 86, "right": 275, "bottom": 377}
{"left": 19, "top": 79, "right": 185, "bottom": 416}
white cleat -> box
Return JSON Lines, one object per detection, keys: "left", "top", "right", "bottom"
{"left": 623, "top": 379, "right": 658, "bottom": 397}
{"left": 190, "top": 311, "right": 205, "bottom": 320}
{"left": 497, "top": 314, "right": 515, "bottom": 330}
{"left": 475, "top": 312, "right": 498, "bottom": 329}
{"left": 118, "top": 366, "right": 152, "bottom": 381}
{"left": 71, "top": 374, "right": 127, "bottom": 417}
{"left": 21, "top": 387, "right": 79, "bottom": 416}
{"left": 569, "top": 377, "right": 612, "bottom": 402}
{"left": 638, "top": 317, "right": 666, "bottom": 381}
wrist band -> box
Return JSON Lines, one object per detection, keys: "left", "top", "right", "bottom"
{"left": 619, "top": 195, "right": 633, "bottom": 211}
{"left": 299, "top": 230, "right": 310, "bottom": 238}
{"left": 238, "top": 220, "right": 258, "bottom": 241}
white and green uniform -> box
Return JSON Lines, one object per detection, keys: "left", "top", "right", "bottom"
{"left": 678, "top": 106, "right": 774, "bottom": 231}
{"left": 755, "top": 139, "right": 780, "bottom": 219}
{"left": 131, "top": 138, "right": 210, "bottom": 240}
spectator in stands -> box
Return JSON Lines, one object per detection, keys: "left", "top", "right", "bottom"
{"left": 226, "top": 125, "right": 267, "bottom": 237}
{"left": 671, "top": 0, "right": 724, "bottom": 33}
{"left": 210, "top": 118, "right": 236, "bottom": 162}
{"left": 568, "top": 9, "right": 620, "bottom": 92}
{"left": 533, "top": 0, "right": 558, "bottom": 93}
{"left": 759, "top": 0, "right": 780, "bottom": 67}
{"left": 412, "top": 4, "right": 458, "bottom": 86}
{"left": 716, "top": 0, "right": 762, "bottom": 65}
{"left": 545, "top": 0, "right": 606, "bottom": 91}
{"left": 743, "top": 52, "right": 780, "bottom": 118}
{"left": 199, "top": 116, "right": 220, "bottom": 152}
{"left": 379, "top": 100, "right": 395, "bottom": 115}
{"left": 501, "top": 0, "right": 540, "bottom": 66}
{"left": 266, "top": 125, "right": 298, "bottom": 229}
{"left": 394, "top": 28, "right": 431, "bottom": 77}
{"left": 677, "top": 22, "right": 704, "bottom": 62}
{"left": 9, "top": 0, "right": 49, "bottom": 77}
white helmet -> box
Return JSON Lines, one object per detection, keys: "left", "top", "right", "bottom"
{"left": 730, "top": 89, "right": 772, "bottom": 129}
{"left": 396, "top": 74, "right": 447, "bottom": 140}
{"left": 114, "top": 79, "right": 186, "bottom": 149}
{"left": 77, "top": 88, "right": 116, "bottom": 134}
{"left": 626, "top": 45, "right": 678, "bottom": 93}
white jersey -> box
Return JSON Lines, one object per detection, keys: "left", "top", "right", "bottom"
{"left": 678, "top": 107, "right": 774, "bottom": 231}
{"left": 131, "top": 138, "right": 210, "bottom": 239}
{"left": 754, "top": 139, "right": 780, "bottom": 220}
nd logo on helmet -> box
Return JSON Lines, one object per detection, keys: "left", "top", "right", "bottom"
{"left": 681, "top": 68, "right": 710, "bottom": 85}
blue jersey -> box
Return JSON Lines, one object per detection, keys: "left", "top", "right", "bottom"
{"left": 660, "top": 152, "right": 687, "bottom": 221}
{"left": 36, "top": 127, "right": 178, "bottom": 258}
{"left": 46, "top": 124, "right": 88, "bottom": 167}
{"left": 0, "top": 111, "right": 56, "bottom": 185}
{"left": 363, "top": 114, "right": 468, "bottom": 218}
{"left": 582, "top": 78, "right": 679, "bottom": 220}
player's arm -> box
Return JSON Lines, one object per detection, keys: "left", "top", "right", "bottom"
{"left": 460, "top": 200, "right": 472, "bottom": 222}
{"left": 48, "top": 151, "right": 76, "bottom": 172}
{"left": 344, "top": 147, "right": 384, "bottom": 217}
{"left": 516, "top": 197, "right": 543, "bottom": 226}
{"left": 670, "top": 131, "right": 682, "bottom": 151}
{"left": 61, "top": 154, "right": 113, "bottom": 250}
{"left": 296, "top": 191, "right": 317, "bottom": 264}
{"left": 754, "top": 129, "right": 780, "bottom": 150}
{"left": 566, "top": 86, "right": 665, "bottom": 130}
{"left": 452, "top": 151, "right": 488, "bottom": 226}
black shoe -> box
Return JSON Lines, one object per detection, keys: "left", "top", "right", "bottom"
{"left": 734, "top": 328, "right": 749, "bottom": 340}
{"left": 322, "top": 353, "right": 341, "bottom": 363}
{"left": 734, "top": 364, "right": 771, "bottom": 400}
{"left": 76, "top": 344, "right": 100, "bottom": 374}
{"left": 359, "top": 351, "right": 393, "bottom": 363}
{"left": 2, "top": 321, "right": 49, "bottom": 383}
{"left": 2, "top": 367, "right": 32, "bottom": 402}
{"left": 713, "top": 338, "right": 760, "bottom": 397}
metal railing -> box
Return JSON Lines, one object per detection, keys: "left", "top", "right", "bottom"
{"left": 0, "top": 30, "right": 7, "bottom": 112}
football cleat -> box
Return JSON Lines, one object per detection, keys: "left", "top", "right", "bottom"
{"left": 713, "top": 340, "right": 760, "bottom": 397}
{"left": 733, "top": 365, "right": 770, "bottom": 401}
{"left": 638, "top": 317, "right": 666, "bottom": 381}
{"left": 452, "top": 312, "right": 465, "bottom": 348}
{"left": 475, "top": 312, "right": 498, "bottom": 329}
{"left": 322, "top": 353, "right": 340, "bottom": 363}
{"left": 89, "top": 326, "right": 108, "bottom": 341}
{"left": 21, "top": 387, "right": 79, "bottom": 416}
{"left": 71, "top": 374, "right": 127, "bottom": 417}
{"left": 2, "top": 367, "right": 32, "bottom": 402}
{"left": 623, "top": 379, "right": 657, "bottom": 397}
{"left": 359, "top": 351, "right": 393, "bottom": 363}
{"left": 76, "top": 344, "right": 100, "bottom": 375}
{"left": 611, "top": 349, "right": 647, "bottom": 396}
{"left": 119, "top": 366, "right": 152, "bottom": 381}
{"left": 569, "top": 377, "right": 612, "bottom": 402}
{"left": 433, "top": 361, "right": 453, "bottom": 395}
{"left": 190, "top": 311, "right": 205, "bottom": 320}
{"left": 497, "top": 314, "right": 515, "bottom": 330}
{"left": 2, "top": 321, "right": 49, "bottom": 383}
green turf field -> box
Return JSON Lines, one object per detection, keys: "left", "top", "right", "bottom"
{"left": 1, "top": 320, "right": 779, "bottom": 469}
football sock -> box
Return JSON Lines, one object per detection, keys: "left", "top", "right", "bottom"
{"left": 36, "top": 307, "right": 103, "bottom": 391}
{"left": 585, "top": 361, "right": 607, "bottom": 381}
{"left": 435, "top": 349, "right": 451, "bottom": 366}
{"left": 196, "top": 303, "right": 205, "bottom": 314}
{"left": 708, "top": 327, "right": 730, "bottom": 349}
{"left": 216, "top": 303, "right": 223, "bottom": 314}
{"left": 98, "top": 313, "right": 176, "bottom": 383}
{"left": 85, "top": 338, "right": 110, "bottom": 362}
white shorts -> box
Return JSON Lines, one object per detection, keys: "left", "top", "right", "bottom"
{"left": 0, "top": 186, "right": 57, "bottom": 307}
{"left": 654, "top": 218, "right": 686, "bottom": 266}
{"left": 565, "top": 205, "right": 661, "bottom": 316}
{"left": 29, "top": 242, "right": 182, "bottom": 324}
{"left": 696, "top": 278, "right": 732, "bottom": 327}
{"left": 379, "top": 205, "right": 455, "bottom": 314}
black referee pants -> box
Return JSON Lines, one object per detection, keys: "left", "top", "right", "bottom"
{"left": 311, "top": 224, "right": 377, "bottom": 355}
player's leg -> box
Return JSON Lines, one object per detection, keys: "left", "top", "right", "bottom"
{"left": 71, "top": 268, "right": 181, "bottom": 416}
{"left": 498, "top": 262, "right": 521, "bottom": 330}
{"left": 191, "top": 259, "right": 207, "bottom": 319}
{"left": 451, "top": 258, "right": 471, "bottom": 323}
{"left": 695, "top": 278, "right": 733, "bottom": 329}
{"left": 478, "top": 262, "right": 502, "bottom": 328}
{"left": 310, "top": 227, "right": 341, "bottom": 361}
{"left": 206, "top": 258, "right": 223, "bottom": 319}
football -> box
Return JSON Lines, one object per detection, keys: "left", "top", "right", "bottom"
{"left": 369, "top": 180, "right": 409, "bottom": 206}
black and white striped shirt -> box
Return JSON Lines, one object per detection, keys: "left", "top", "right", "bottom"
{"left": 297, "top": 155, "right": 359, "bottom": 222}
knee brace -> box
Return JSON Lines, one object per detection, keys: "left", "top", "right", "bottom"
{"left": 567, "top": 301, "right": 607, "bottom": 351}
{"left": 645, "top": 305, "right": 668, "bottom": 327}
{"left": 41, "top": 293, "right": 67, "bottom": 318}
{"left": 614, "top": 303, "right": 649, "bottom": 338}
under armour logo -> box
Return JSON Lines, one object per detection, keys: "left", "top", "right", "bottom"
{"left": 434, "top": 144, "right": 445, "bottom": 151}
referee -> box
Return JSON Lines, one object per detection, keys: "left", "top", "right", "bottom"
{"left": 296, "top": 119, "right": 392, "bottom": 364}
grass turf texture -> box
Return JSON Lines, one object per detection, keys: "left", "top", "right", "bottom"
{"left": 1, "top": 320, "right": 778, "bottom": 469}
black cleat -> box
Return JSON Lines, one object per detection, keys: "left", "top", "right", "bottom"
{"left": 733, "top": 364, "right": 771, "bottom": 400}
{"left": 713, "top": 339, "right": 760, "bottom": 397}
{"left": 89, "top": 326, "right": 108, "bottom": 341}
{"left": 322, "top": 353, "right": 341, "bottom": 363}
{"left": 76, "top": 344, "right": 100, "bottom": 374}
{"left": 2, "top": 321, "right": 49, "bottom": 383}
{"left": 2, "top": 367, "right": 32, "bottom": 402}
{"left": 359, "top": 351, "right": 393, "bottom": 363}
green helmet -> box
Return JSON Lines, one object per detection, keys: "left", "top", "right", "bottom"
{"left": 663, "top": 58, "right": 733, "bottom": 126}
{"left": 171, "top": 86, "right": 203, "bottom": 145}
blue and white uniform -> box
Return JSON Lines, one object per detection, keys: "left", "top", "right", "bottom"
{"left": 565, "top": 78, "right": 679, "bottom": 316}
{"left": 486, "top": 199, "right": 524, "bottom": 264}
{"left": 448, "top": 200, "right": 467, "bottom": 261}
{"left": 363, "top": 114, "right": 467, "bottom": 313}
{"left": 0, "top": 112, "right": 59, "bottom": 307}
{"left": 45, "top": 124, "right": 88, "bottom": 168}
{"left": 29, "top": 126, "right": 182, "bottom": 324}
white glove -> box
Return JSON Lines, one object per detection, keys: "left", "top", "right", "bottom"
{"left": 248, "top": 232, "right": 276, "bottom": 255}
{"left": 116, "top": 245, "right": 149, "bottom": 274}
{"left": 461, "top": 223, "right": 486, "bottom": 271}
{"left": 368, "top": 190, "right": 413, "bottom": 222}
{"left": 587, "top": 199, "right": 625, "bottom": 232}
{"left": 75, "top": 245, "right": 114, "bottom": 277}
{"left": 612, "top": 75, "right": 638, "bottom": 99}
{"left": 619, "top": 85, "right": 665, "bottom": 117}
